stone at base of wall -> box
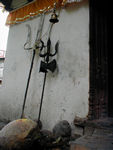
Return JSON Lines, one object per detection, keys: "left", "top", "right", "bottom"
{"left": 70, "top": 144, "right": 90, "bottom": 150}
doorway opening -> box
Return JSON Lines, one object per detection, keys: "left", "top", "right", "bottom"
{"left": 89, "top": 0, "right": 111, "bottom": 119}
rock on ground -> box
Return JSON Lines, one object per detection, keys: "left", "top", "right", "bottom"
{"left": 0, "top": 118, "right": 37, "bottom": 149}
{"left": 53, "top": 120, "right": 71, "bottom": 138}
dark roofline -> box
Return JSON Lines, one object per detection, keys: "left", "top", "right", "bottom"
{"left": 0, "top": 0, "right": 12, "bottom": 11}
{"left": 0, "top": 0, "right": 34, "bottom": 11}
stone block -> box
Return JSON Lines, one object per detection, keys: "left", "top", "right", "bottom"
{"left": 70, "top": 144, "right": 90, "bottom": 150}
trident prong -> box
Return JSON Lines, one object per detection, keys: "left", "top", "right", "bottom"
{"left": 39, "top": 38, "right": 58, "bottom": 61}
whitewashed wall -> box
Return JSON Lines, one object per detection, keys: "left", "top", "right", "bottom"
{"left": 0, "top": 2, "right": 89, "bottom": 130}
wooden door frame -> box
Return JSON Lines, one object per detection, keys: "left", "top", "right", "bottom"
{"left": 88, "top": 0, "right": 110, "bottom": 119}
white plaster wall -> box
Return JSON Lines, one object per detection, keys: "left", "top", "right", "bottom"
{"left": 0, "top": 2, "right": 89, "bottom": 130}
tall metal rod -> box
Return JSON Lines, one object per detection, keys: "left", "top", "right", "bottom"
{"left": 37, "top": 23, "right": 54, "bottom": 122}
{"left": 37, "top": 3, "right": 59, "bottom": 121}
{"left": 21, "top": 13, "right": 45, "bottom": 118}
{"left": 38, "top": 72, "right": 47, "bottom": 122}
{"left": 21, "top": 50, "right": 35, "bottom": 118}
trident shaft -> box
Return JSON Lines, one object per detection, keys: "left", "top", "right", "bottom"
{"left": 38, "top": 16, "right": 59, "bottom": 122}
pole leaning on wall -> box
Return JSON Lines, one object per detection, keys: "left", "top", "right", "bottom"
{"left": 37, "top": 2, "right": 59, "bottom": 122}
{"left": 21, "top": 13, "right": 45, "bottom": 118}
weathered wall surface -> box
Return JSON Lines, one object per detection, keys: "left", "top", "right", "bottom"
{"left": 0, "top": 2, "right": 89, "bottom": 130}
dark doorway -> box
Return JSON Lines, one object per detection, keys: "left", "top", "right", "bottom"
{"left": 88, "top": 0, "right": 112, "bottom": 119}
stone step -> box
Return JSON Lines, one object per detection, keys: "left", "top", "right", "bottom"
{"left": 70, "top": 134, "right": 113, "bottom": 150}
{"left": 70, "top": 144, "right": 90, "bottom": 150}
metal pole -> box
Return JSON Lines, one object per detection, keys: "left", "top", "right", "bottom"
{"left": 21, "top": 13, "right": 45, "bottom": 118}
{"left": 21, "top": 50, "right": 35, "bottom": 118}
{"left": 38, "top": 72, "right": 47, "bottom": 122}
